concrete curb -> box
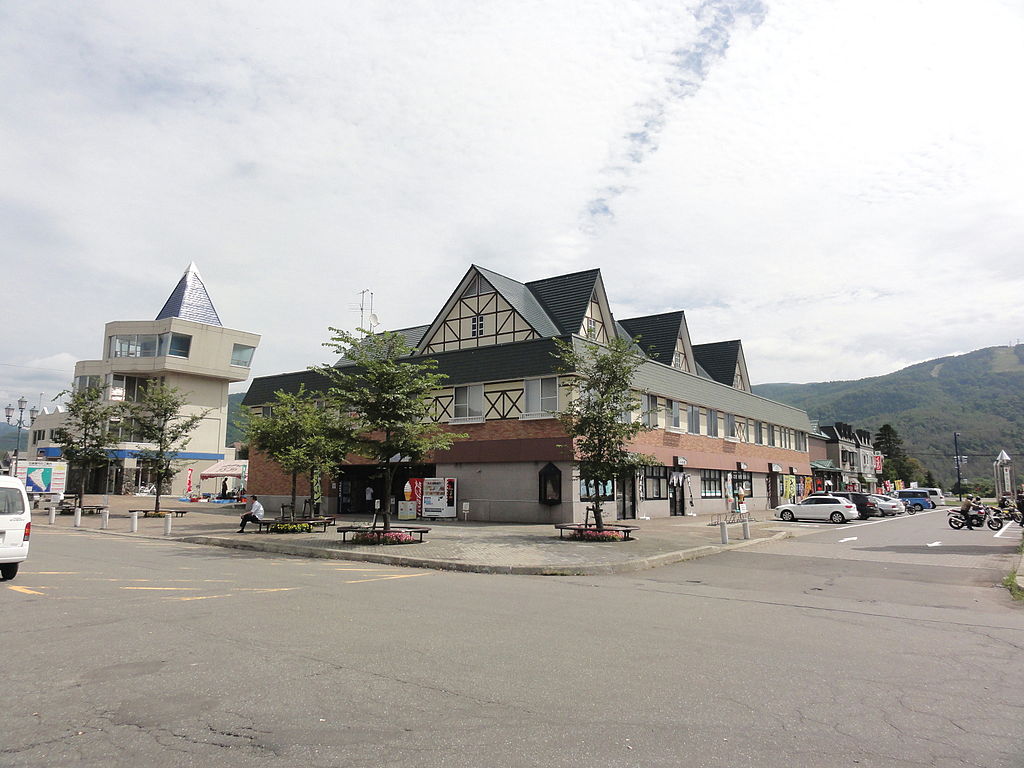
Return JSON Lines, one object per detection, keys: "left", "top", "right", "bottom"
{"left": 178, "top": 530, "right": 795, "bottom": 576}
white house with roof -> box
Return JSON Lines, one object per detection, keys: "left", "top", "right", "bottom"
{"left": 30, "top": 264, "right": 260, "bottom": 497}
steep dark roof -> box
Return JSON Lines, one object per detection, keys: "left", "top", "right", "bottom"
{"left": 156, "top": 262, "right": 222, "bottom": 326}
{"left": 474, "top": 266, "right": 560, "bottom": 337}
{"left": 618, "top": 311, "right": 684, "bottom": 365}
{"left": 692, "top": 340, "right": 741, "bottom": 386}
{"left": 245, "top": 337, "right": 568, "bottom": 405}
{"left": 525, "top": 269, "right": 600, "bottom": 335}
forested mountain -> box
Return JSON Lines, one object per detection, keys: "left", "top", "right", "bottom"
{"left": 753, "top": 345, "right": 1024, "bottom": 489}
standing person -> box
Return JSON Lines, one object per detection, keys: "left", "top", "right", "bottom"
{"left": 220, "top": 479, "right": 229, "bottom": 499}
{"left": 238, "top": 495, "right": 265, "bottom": 533}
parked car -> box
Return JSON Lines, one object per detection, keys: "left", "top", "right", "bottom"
{"left": 894, "top": 489, "right": 935, "bottom": 511}
{"left": 869, "top": 494, "right": 904, "bottom": 516}
{"left": 775, "top": 495, "right": 859, "bottom": 524}
{"left": 915, "top": 487, "right": 946, "bottom": 506}
{"left": 0, "top": 475, "right": 31, "bottom": 581}
{"left": 810, "top": 491, "right": 878, "bottom": 519}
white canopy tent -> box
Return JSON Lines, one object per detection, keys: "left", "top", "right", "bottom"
{"left": 199, "top": 460, "right": 248, "bottom": 480}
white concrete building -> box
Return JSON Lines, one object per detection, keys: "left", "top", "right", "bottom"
{"left": 30, "top": 263, "right": 260, "bottom": 497}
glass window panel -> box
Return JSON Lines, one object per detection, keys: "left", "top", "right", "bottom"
{"left": 168, "top": 333, "right": 191, "bottom": 358}
{"left": 231, "top": 344, "right": 255, "bottom": 367}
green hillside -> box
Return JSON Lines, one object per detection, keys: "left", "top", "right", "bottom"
{"left": 753, "top": 345, "right": 1024, "bottom": 489}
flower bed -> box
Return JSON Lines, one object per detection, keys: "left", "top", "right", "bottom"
{"left": 268, "top": 523, "right": 313, "bottom": 534}
{"left": 568, "top": 528, "right": 625, "bottom": 542}
{"left": 350, "top": 530, "right": 416, "bottom": 545}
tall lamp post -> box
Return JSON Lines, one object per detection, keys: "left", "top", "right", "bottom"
{"left": 953, "top": 431, "right": 964, "bottom": 502}
{"left": 5, "top": 397, "right": 39, "bottom": 478}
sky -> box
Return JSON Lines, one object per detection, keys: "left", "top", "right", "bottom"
{"left": 2, "top": 0, "right": 1023, "bottom": 414}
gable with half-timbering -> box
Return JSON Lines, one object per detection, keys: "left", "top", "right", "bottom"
{"left": 421, "top": 274, "right": 539, "bottom": 354}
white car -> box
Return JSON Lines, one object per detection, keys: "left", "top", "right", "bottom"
{"left": 0, "top": 475, "right": 31, "bottom": 581}
{"left": 869, "top": 494, "right": 904, "bottom": 516}
{"left": 775, "top": 495, "right": 859, "bottom": 524}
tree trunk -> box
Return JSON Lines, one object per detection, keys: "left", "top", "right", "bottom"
{"left": 154, "top": 466, "right": 163, "bottom": 514}
{"left": 78, "top": 468, "right": 87, "bottom": 509}
{"left": 290, "top": 472, "right": 297, "bottom": 521}
{"left": 381, "top": 463, "right": 394, "bottom": 531}
{"left": 592, "top": 498, "right": 605, "bottom": 531}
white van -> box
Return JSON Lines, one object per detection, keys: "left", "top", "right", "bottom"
{"left": 916, "top": 487, "right": 945, "bottom": 506}
{"left": 0, "top": 475, "right": 31, "bottom": 581}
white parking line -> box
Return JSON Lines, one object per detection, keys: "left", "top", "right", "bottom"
{"left": 838, "top": 537, "right": 858, "bottom": 543}
{"left": 994, "top": 524, "right": 1022, "bottom": 539}
{"left": 926, "top": 541, "right": 942, "bottom": 547}
{"left": 846, "top": 509, "right": 938, "bottom": 528}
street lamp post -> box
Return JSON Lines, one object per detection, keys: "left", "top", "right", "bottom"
{"left": 4, "top": 397, "right": 39, "bottom": 478}
{"left": 953, "top": 431, "right": 964, "bottom": 501}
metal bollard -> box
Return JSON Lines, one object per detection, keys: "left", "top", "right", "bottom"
{"left": 74, "top": 507, "right": 82, "bottom": 528}
{"left": 164, "top": 514, "right": 173, "bottom": 536}
{"left": 48, "top": 505, "right": 56, "bottom": 525}
{"left": 742, "top": 519, "right": 751, "bottom": 540}
{"left": 130, "top": 510, "right": 139, "bottom": 533}
{"left": 719, "top": 520, "right": 729, "bottom": 545}
{"left": 100, "top": 508, "right": 109, "bottom": 530}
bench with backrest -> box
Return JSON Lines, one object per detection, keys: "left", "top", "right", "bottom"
{"left": 336, "top": 524, "right": 431, "bottom": 543}
{"left": 254, "top": 516, "right": 336, "bottom": 533}
{"left": 553, "top": 523, "right": 640, "bottom": 540}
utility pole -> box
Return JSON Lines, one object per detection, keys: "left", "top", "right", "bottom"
{"left": 954, "top": 432, "right": 964, "bottom": 501}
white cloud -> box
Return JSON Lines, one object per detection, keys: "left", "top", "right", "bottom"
{"left": 1, "top": 0, "right": 1022, "bottom": 407}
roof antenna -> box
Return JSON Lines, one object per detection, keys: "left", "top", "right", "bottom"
{"left": 356, "top": 289, "right": 374, "bottom": 335}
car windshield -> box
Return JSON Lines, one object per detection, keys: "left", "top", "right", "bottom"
{"left": 0, "top": 488, "right": 27, "bottom": 515}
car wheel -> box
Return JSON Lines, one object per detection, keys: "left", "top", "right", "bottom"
{"left": 780, "top": 510, "right": 795, "bottom": 522}
{"left": 830, "top": 511, "right": 846, "bottom": 524}
{"left": 858, "top": 512, "right": 869, "bottom": 520}
{"left": 0, "top": 562, "right": 18, "bottom": 581}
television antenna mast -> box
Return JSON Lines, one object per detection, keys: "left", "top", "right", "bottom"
{"left": 356, "top": 289, "right": 374, "bottom": 334}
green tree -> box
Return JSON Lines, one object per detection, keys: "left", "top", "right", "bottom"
{"left": 554, "top": 335, "right": 655, "bottom": 531}
{"left": 53, "top": 386, "right": 122, "bottom": 507}
{"left": 245, "top": 385, "right": 355, "bottom": 517}
{"left": 318, "top": 328, "right": 464, "bottom": 531}
{"left": 924, "top": 470, "right": 938, "bottom": 488}
{"left": 125, "top": 381, "right": 207, "bottom": 515}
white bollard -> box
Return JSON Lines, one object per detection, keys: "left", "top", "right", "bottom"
{"left": 74, "top": 507, "right": 82, "bottom": 528}
{"left": 164, "top": 513, "right": 173, "bottom": 536}
{"left": 130, "top": 510, "right": 139, "bottom": 533}
{"left": 48, "top": 505, "right": 56, "bottom": 525}
{"left": 742, "top": 519, "right": 751, "bottom": 540}
{"left": 719, "top": 520, "right": 729, "bottom": 545}
{"left": 100, "top": 508, "right": 109, "bottom": 530}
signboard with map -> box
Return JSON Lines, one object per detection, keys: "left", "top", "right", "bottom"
{"left": 16, "top": 461, "right": 68, "bottom": 494}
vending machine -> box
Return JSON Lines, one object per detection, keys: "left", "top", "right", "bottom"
{"left": 421, "top": 477, "right": 457, "bottom": 519}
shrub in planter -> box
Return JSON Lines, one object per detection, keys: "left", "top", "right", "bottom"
{"left": 569, "top": 529, "right": 624, "bottom": 542}
{"left": 269, "top": 523, "right": 313, "bottom": 533}
{"left": 350, "top": 530, "right": 416, "bottom": 545}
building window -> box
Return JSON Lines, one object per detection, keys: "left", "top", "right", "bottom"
{"left": 538, "top": 463, "right": 562, "bottom": 505}
{"left": 75, "top": 375, "right": 102, "bottom": 392}
{"left": 687, "top": 405, "right": 700, "bottom": 435}
{"left": 732, "top": 471, "right": 753, "bottom": 499}
{"left": 725, "top": 413, "right": 736, "bottom": 439}
{"left": 470, "top": 315, "right": 485, "bottom": 337}
{"left": 672, "top": 350, "right": 685, "bottom": 369}
{"left": 795, "top": 431, "right": 807, "bottom": 451}
{"left": 108, "top": 374, "right": 149, "bottom": 403}
{"left": 642, "top": 394, "right": 658, "bottom": 428}
{"left": 580, "top": 477, "right": 614, "bottom": 501}
{"left": 523, "top": 377, "right": 558, "bottom": 415}
{"left": 644, "top": 466, "right": 669, "bottom": 499}
{"left": 109, "top": 334, "right": 157, "bottom": 358}
{"left": 231, "top": 344, "right": 256, "bottom": 367}
{"left": 707, "top": 409, "right": 719, "bottom": 437}
{"left": 754, "top": 421, "right": 763, "bottom": 444}
{"left": 261, "top": 406, "right": 273, "bottom": 418}
{"left": 667, "top": 400, "right": 681, "bottom": 430}
{"left": 767, "top": 424, "right": 776, "bottom": 446}
{"left": 700, "top": 469, "right": 723, "bottom": 498}
{"left": 453, "top": 385, "right": 484, "bottom": 421}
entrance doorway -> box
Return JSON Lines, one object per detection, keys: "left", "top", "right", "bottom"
{"left": 616, "top": 474, "right": 636, "bottom": 520}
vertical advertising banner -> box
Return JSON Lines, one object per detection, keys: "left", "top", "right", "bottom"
{"left": 404, "top": 478, "right": 424, "bottom": 517}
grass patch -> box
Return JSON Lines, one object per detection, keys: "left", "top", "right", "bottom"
{"left": 1002, "top": 572, "right": 1024, "bottom": 601}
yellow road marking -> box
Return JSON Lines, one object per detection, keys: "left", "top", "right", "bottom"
{"left": 120, "top": 587, "right": 199, "bottom": 591}
{"left": 344, "top": 573, "right": 430, "bottom": 584}
{"left": 166, "top": 594, "right": 233, "bottom": 601}
{"left": 237, "top": 587, "right": 299, "bottom": 593}
{"left": 334, "top": 568, "right": 392, "bottom": 572}
{"left": 8, "top": 585, "right": 45, "bottom": 595}
{"left": 31, "top": 571, "right": 79, "bottom": 575}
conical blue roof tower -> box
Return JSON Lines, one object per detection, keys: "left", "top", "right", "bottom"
{"left": 155, "top": 262, "right": 222, "bottom": 326}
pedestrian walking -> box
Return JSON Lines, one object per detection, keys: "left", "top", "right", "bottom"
{"left": 238, "top": 495, "right": 265, "bottom": 533}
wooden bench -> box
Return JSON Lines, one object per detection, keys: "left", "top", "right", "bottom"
{"left": 336, "top": 525, "right": 431, "bottom": 543}
{"left": 254, "top": 517, "right": 336, "bottom": 533}
{"left": 131, "top": 509, "right": 185, "bottom": 518}
{"left": 554, "top": 523, "right": 640, "bottom": 540}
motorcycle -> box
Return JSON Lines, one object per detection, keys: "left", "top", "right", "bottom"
{"left": 904, "top": 500, "right": 917, "bottom": 515}
{"left": 948, "top": 506, "right": 1003, "bottom": 531}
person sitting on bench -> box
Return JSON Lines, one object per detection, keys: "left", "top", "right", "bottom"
{"left": 238, "top": 496, "right": 265, "bottom": 533}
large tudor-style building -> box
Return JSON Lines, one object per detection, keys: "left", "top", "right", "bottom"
{"left": 244, "top": 265, "right": 814, "bottom": 523}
